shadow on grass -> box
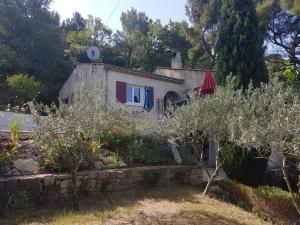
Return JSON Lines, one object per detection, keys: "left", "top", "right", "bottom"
{"left": 0, "top": 186, "right": 266, "bottom": 225}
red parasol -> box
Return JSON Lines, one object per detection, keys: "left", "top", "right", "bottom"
{"left": 201, "top": 71, "right": 216, "bottom": 94}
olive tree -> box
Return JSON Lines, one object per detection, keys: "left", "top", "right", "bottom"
{"left": 34, "top": 84, "right": 158, "bottom": 210}
{"left": 34, "top": 88, "right": 107, "bottom": 210}
{"left": 229, "top": 78, "right": 300, "bottom": 215}
{"left": 164, "top": 79, "right": 243, "bottom": 194}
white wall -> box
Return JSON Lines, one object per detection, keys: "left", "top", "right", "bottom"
{"left": 59, "top": 64, "right": 184, "bottom": 111}
{"left": 154, "top": 68, "right": 213, "bottom": 90}
{"left": 107, "top": 70, "right": 183, "bottom": 111}
{"left": 59, "top": 64, "right": 106, "bottom": 100}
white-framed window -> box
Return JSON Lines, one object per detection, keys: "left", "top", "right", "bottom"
{"left": 126, "top": 85, "right": 144, "bottom": 106}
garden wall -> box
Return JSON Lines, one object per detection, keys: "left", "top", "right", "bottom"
{"left": 0, "top": 165, "right": 202, "bottom": 216}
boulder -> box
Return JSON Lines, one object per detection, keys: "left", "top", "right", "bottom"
{"left": 106, "top": 164, "right": 115, "bottom": 169}
{"left": 119, "top": 161, "right": 127, "bottom": 167}
{"left": 97, "top": 153, "right": 106, "bottom": 161}
{"left": 13, "top": 159, "right": 39, "bottom": 175}
{"left": 95, "top": 161, "right": 104, "bottom": 170}
{"left": 168, "top": 139, "right": 182, "bottom": 165}
{"left": 15, "top": 141, "right": 29, "bottom": 149}
{"left": 101, "top": 156, "right": 114, "bottom": 165}
{"left": 9, "top": 168, "right": 21, "bottom": 176}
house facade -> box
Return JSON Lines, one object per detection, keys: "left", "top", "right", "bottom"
{"left": 59, "top": 54, "right": 282, "bottom": 172}
{"left": 59, "top": 53, "right": 217, "bottom": 167}
{"left": 59, "top": 53, "right": 214, "bottom": 112}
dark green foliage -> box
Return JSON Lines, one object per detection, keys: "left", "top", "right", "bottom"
{"left": 219, "top": 179, "right": 254, "bottom": 210}
{"left": 0, "top": 0, "right": 72, "bottom": 104}
{"left": 113, "top": 8, "right": 192, "bottom": 72}
{"left": 124, "top": 136, "right": 174, "bottom": 166}
{"left": 142, "top": 171, "right": 161, "bottom": 187}
{"left": 64, "top": 15, "right": 113, "bottom": 67}
{"left": 267, "top": 159, "right": 300, "bottom": 192}
{"left": 253, "top": 186, "right": 300, "bottom": 223}
{"left": 265, "top": 4, "right": 300, "bottom": 69}
{"left": 219, "top": 142, "right": 269, "bottom": 187}
{"left": 185, "top": 0, "right": 221, "bottom": 68}
{"left": 0, "top": 120, "right": 21, "bottom": 174}
{"left": 6, "top": 74, "right": 42, "bottom": 104}
{"left": 220, "top": 180, "right": 300, "bottom": 224}
{"left": 181, "top": 154, "right": 200, "bottom": 166}
{"left": 0, "top": 152, "right": 9, "bottom": 173}
{"left": 61, "top": 11, "right": 85, "bottom": 33}
{"left": 216, "top": 0, "right": 268, "bottom": 88}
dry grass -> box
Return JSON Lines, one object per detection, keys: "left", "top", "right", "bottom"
{"left": 0, "top": 186, "right": 270, "bottom": 225}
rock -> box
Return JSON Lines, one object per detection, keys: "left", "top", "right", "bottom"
{"left": 168, "top": 139, "right": 182, "bottom": 165}
{"left": 101, "top": 156, "right": 114, "bottom": 165}
{"left": 106, "top": 164, "right": 115, "bottom": 169}
{"left": 13, "top": 159, "right": 39, "bottom": 175}
{"left": 95, "top": 161, "right": 104, "bottom": 170}
{"left": 9, "top": 168, "right": 21, "bottom": 176}
{"left": 44, "top": 176, "right": 55, "bottom": 186}
{"left": 97, "top": 153, "right": 106, "bottom": 161}
{"left": 15, "top": 141, "right": 28, "bottom": 149}
{"left": 60, "top": 179, "right": 71, "bottom": 188}
{"left": 24, "top": 140, "right": 35, "bottom": 145}
{"left": 119, "top": 162, "right": 127, "bottom": 167}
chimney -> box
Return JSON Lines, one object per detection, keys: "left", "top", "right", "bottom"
{"left": 171, "top": 52, "right": 182, "bottom": 69}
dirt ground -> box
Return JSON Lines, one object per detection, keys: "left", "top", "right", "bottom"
{"left": 0, "top": 186, "right": 270, "bottom": 225}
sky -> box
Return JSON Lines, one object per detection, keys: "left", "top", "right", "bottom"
{"left": 50, "top": 0, "right": 188, "bottom": 31}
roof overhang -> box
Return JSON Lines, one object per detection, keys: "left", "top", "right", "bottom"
{"left": 103, "top": 64, "right": 184, "bottom": 84}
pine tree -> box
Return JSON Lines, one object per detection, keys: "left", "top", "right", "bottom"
{"left": 216, "top": 0, "right": 268, "bottom": 88}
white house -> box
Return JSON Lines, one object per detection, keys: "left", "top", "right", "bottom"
{"left": 59, "top": 53, "right": 214, "bottom": 112}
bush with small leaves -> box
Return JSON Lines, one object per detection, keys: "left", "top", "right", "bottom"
{"left": 6, "top": 73, "right": 41, "bottom": 105}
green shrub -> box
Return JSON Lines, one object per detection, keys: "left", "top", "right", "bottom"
{"left": 126, "top": 138, "right": 144, "bottom": 166}
{"left": 253, "top": 186, "right": 300, "bottom": 224}
{"left": 39, "top": 137, "right": 98, "bottom": 173}
{"left": 0, "top": 152, "right": 9, "bottom": 172}
{"left": 181, "top": 154, "right": 200, "bottom": 166}
{"left": 112, "top": 151, "right": 120, "bottom": 166}
{"left": 219, "top": 142, "right": 269, "bottom": 187}
{"left": 9, "top": 119, "right": 21, "bottom": 144}
{"left": 0, "top": 120, "right": 21, "bottom": 173}
{"left": 219, "top": 180, "right": 254, "bottom": 210}
{"left": 220, "top": 180, "right": 300, "bottom": 224}
{"left": 6, "top": 73, "right": 41, "bottom": 104}
{"left": 102, "top": 128, "right": 121, "bottom": 152}
{"left": 142, "top": 171, "right": 161, "bottom": 187}
{"left": 125, "top": 136, "right": 174, "bottom": 166}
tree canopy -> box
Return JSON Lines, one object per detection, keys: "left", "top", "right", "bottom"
{"left": 215, "top": 0, "right": 268, "bottom": 88}
{"left": 0, "top": 1, "right": 299, "bottom": 105}
{"left": 0, "top": 0, "right": 72, "bottom": 103}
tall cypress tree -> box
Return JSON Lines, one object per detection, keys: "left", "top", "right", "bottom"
{"left": 216, "top": 0, "right": 268, "bottom": 88}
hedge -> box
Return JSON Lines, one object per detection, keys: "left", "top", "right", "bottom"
{"left": 220, "top": 180, "right": 300, "bottom": 225}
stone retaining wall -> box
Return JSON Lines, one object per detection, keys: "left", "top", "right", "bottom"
{"left": 0, "top": 166, "right": 202, "bottom": 216}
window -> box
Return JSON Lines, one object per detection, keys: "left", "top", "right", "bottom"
{"left": 126, "top": 85, "right": 144, "bottom": 106}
